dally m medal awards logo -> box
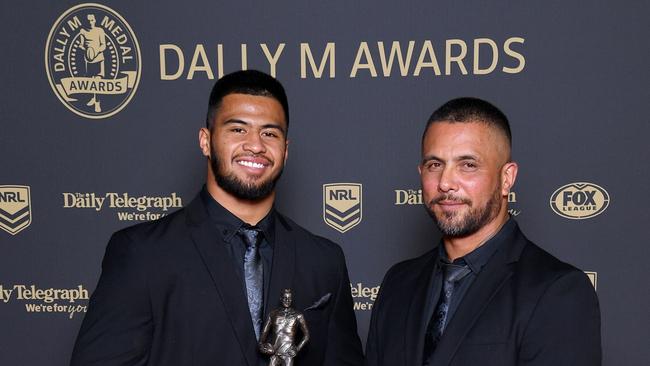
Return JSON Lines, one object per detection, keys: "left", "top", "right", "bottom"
{"left": 323, "top": 183, "right": 362, "bottom": 233}
{"left": 550, "top": 182, "right": 610, "bottom": 219}
{"left": 0, "top": 186, "right": 32, "bottom": 235}
{"left": 45, "top": 3, "right": 141, "bottom": 119}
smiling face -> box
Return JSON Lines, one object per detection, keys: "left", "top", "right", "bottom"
{"left": 204, "top": 93, "right": 288, "bottom": 201}
{"left": 419, "top": 121, "right": 517, "bottom": 238}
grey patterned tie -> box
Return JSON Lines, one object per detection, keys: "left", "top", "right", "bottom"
{"left": 239, "top": 226, "right": 264, "bottom": 340}
{"left": 423, "top": 261, "right": 471, "bottom": 364}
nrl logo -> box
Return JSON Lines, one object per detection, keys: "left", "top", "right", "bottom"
{"left": 45, "top": 3, "right": 141, "bottom": 119}
{"left": 0, "top": 186, "right": 32, "bottom": 235}
{"left": 323, "top": 183, "right": 362, "bottom": 233}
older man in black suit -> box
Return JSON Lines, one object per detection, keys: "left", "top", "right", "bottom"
{"left": 365, "top": 98, "right": 601, "bottom": 366}
{"left": 71, "top": 70, "right": 363, "bottom": 366}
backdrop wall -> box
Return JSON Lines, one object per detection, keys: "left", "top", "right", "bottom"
{"left": 1, "top": 1, "right": 648, "bottom": 365}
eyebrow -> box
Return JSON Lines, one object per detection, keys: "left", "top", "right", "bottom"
{"left": 223, "top": 119, "right": 287, "bottom": 134}
{"left": 421, "top": 154, "right": 479, "bottom": 163}
{"left": 456, "top": 154, "right": 479, "bottom": 161}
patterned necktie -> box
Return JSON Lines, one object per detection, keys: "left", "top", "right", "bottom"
{"left": 239, "top": 226, "right": 264, "bottom": 340}
{"left": 423, "top": 261, "right": 472, "bottom": 364}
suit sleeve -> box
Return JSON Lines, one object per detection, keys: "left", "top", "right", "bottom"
{"left": 70, "top": 231, "right": 153, "bottom": 366}
{"left": 518, "top": 270, "right": 601, "bottom": 366}
{"left": 323, "top": 246, "right": 364, "bottom": 366}
{"left": 364, "top": 303, "right": 380, "bottom": 366}
{"left": 364, "top": 264, "right": 395, "bottom": 366}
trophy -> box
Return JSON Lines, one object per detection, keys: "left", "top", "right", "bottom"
{"left": 259, "top": 289, "right": 310, "bottom": 366}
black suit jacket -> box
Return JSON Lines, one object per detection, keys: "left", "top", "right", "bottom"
{"left": 70, "top": 194, "right": 363, "bottom": 366}
{"left": 365, "top": 221, "right": 601, "bottom": 366}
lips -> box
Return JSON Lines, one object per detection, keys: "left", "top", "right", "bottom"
{"left": 437, "top": 200, "right": 465, "bottom": 205}
{"left": 432, "top": 195, "right": 470, "bottom": 207}
{"left": 234, "top": 155, "right": 271, "bottom": 172}
{"left": 237, "top": 160, "right": 266, "bottom": 169}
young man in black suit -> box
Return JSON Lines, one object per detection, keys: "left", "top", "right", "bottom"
{"left": 71, "top": 70, "right": 363, "bottom": 366}
{"left": 365, "top": 98, "right": 600, "bottom": 366}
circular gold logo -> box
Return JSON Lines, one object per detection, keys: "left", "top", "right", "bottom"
{"left": 549, "top": 182, "right": 610, "bottom": 219}
{"left": 45, "top": 3, "right": 141, "bottom": 119}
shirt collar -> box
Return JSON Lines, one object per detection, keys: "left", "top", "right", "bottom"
{"left": 200, "top": 186, "right": 276, "bottom": 246}
{"left": 439, "top": 217, "right": 516, "bottom": 273}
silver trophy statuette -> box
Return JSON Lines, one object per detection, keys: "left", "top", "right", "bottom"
{"left": 259, "top": 289, "right": 309, "bottom": 366}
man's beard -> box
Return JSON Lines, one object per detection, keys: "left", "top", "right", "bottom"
{"left": 210, "top": 144, "right": 283, "bottom": 201}
{"left": 426, "top": 186, "right": 502, "bottom": 237}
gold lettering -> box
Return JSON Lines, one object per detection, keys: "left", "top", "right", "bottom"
{"left": 413, "top": 41, "right": 441, "bottom": 76}
{"left": 187, "top": 44, "right": 214, "bottom": 80}
{"left": 260, "top": 43, "right": 286, "bottom": 77}
{"left": 100, "top": 16, "right": 116, "bottom": 31}
{"left": 300, "top": 42, "right": 335, "bottom": 78}
{"left": 241, "top": 44, "right": 248, "bottom": 70}
{"left": 378, "top": 41, "right": 415, "bottom": 77}
{"left": 350, "top": 42, "right": 377, "bottom": 77}
{"left": 66, "top": 16, "right": 82, "bottom": 32}
{"left": 159, "top": 44, "right": 184, "bottom": 80}
{"left": 217, "top": 44, "right": 224, "bottom": 79}
{"left": 474, "top": 38, "right": 499, "bottom": 75}
{"left": 503, "top": 37, "right": 525, "bottom": 74}
{"left": 445, "top": 39, "right": 468, "bottom": 75}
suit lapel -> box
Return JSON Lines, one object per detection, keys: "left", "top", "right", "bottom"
{"left": 265, "top": 214, "right": 296, "bottom": 316}
{"left": 404, "top": 252, "right": 438, "bottom": 366}
{"left": 431, "top": 255, "right": 514, "bottom": 365}
{"left": 185, "top": 196, "right": 258, "bottom": 366}
{"left": 429, "top": 223, "right": 527, "bottom": 366}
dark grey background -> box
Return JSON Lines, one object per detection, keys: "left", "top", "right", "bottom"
{"left": 1, "top": 1, "right": 648, "bottom": 365}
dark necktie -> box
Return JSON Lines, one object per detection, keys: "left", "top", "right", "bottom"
{"left": 239, "top": 226, "right": 264, "bottom": 340}
{"left": 423, "top": 261, "right": 472, "bottom": 364}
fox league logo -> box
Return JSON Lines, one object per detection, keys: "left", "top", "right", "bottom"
{"left": 0, "top": 186, "right": 32, "bottom": 235}
{"left": 45, "top": 3, "right": 141, "bottom": 119}
{"left": 550, "top": 182, "right": 610, "bottom": 219}
{"left": 323, "top": 183, "right": 362, "bottom": 233}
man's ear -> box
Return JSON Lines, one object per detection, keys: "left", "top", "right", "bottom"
{"left": 199, "top": 128, "right": 211, "bottom": 157}
{"left": 501, "top": 161, "right": 518, "bottom": 196}
{"left": 283, "top": 139, "right": 289, "bottom": 164}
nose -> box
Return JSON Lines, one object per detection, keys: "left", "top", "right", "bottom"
{"left": 438, "top": 166, "right": 458, "bottom": 193}
{"left": 242, "top": 132, "right": 266, "bottom": 154}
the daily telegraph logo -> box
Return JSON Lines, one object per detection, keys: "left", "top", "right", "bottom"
{"left": 350, "top": 282, "right": 380, "bottom": 311}
{"left": 323, "top": 183, "right": 362, "bottom": 233}
{"left": 394, "top": 189, "right": 424, "bottom": 205}
{"left": 550, "top": 182, "right": 610, "bottom": 219}
{"left": 45, "top": 3, "right": 141, "bottom": 119}
{"left": 395, "top": 189, "right": 521, "bottom": 216}
{"left": 62, "top": 192, "right": 182, "bottom": 221}
{"left": 0, "top": 284, "right": 89, "bottom": 319}
{"left": 0, "top": 185, "right": 31, "bottom": 235}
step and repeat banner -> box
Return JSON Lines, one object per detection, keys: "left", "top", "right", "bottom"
{"left": 1, "top": 1, "right": 648, "bottom": 365}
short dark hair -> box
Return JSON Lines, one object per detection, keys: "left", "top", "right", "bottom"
{"left": 424, "top": 97, "right": 512, "bottom": 148}
{"left": 205, "top": 70, "right": 289, "bottom": 131}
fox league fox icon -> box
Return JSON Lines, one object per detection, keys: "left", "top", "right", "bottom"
{"left": 0, "top": 186, "right": 32, "bottom": 235}
{"left": 45, "top": 3, "right": 141, "bottom": 119}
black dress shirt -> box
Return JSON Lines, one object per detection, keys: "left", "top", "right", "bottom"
{"left": 425, "top": 218, "right": 516, "bottom": 344}
{"left": 200, "top": 187, "right": 275, "bottom": 307}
